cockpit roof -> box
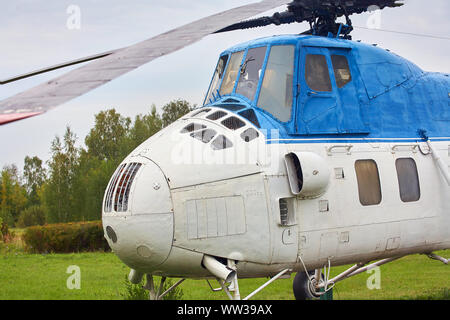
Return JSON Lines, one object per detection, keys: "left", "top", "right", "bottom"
{"left": 220, "top": 34, "right": 423, "bottom": 69}
{"left": 221, "top": 34, "right": 352, "bottom": 55}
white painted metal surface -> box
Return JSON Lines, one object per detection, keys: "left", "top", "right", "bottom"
{"left": 103, "top": 109, "right": 450, "bottom": 281}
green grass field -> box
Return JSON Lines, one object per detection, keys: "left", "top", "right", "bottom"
{"left": 0, "top": 234, "right": 448, "bottom": 300}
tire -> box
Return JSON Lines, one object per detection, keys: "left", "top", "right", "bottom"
{"left": 293, "top": 271, "right": 321, "bottom": 300}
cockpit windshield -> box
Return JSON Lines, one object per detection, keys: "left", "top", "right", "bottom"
{"left": 236, "top": 46, "right": 267, "bottom": 101}
{"left": 257, "top": 45, "right": 295, "bottom": 122}
{"left": 219, "top": 51, "right": 244, "bottom": 96}
{"left": 205, "top": 55, "right": 229, "bottom": 104}
{"left": 205, "top": 44, "right": 295, "bottom": 124}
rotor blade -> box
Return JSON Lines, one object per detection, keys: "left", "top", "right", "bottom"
{"left": 214, "top": 11, "right": 297, "bottom": 33}
{"left": 0, "top": 112, "right": 43, "bottom": 125}
{"left": 0, "top": 0, "right": 290, "bottom": 121}
{"left": 0, "top": 50, "right": 117, "bottom": 85}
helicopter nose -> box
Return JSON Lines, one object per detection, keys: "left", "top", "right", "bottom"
{"left": 102, "top": 158, "right": 174, "bottom": 272}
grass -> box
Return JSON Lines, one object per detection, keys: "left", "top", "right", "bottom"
{"left": 0, "top": 239, "right": 448, "bottom": 300}
{"left": 1, "top": 229, "right": 448, "bottom": 300}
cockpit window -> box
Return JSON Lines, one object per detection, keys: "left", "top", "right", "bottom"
{"left": 205, "top": 55, "right": 229, "bottom": 104}
{"left": 257, "top": 45, "right": 295, "bottom": 122}
{"left": 236, "top": 46, "right": 267, "bottom": 101}
{"left": 305, "top": 54, "right": 332, "bottom": 92}
{"left": 220, "top": 51, "right": 244, "bottom": 96}
{"left": 331, "top": 55, "right": 352, "bottom": 88}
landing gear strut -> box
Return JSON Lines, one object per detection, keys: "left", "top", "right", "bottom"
{"left": 143, "top": 274, "right": 185, "bottom": 300}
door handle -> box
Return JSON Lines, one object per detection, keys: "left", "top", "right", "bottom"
{"left": 307, "top": 91, "right": 334, "bottom": 98}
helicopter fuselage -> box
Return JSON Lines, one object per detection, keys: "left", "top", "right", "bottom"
{"left": 102, "top": 35, "right": 450, "bottom": 280}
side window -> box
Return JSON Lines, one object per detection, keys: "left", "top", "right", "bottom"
{"left": 331, "top": 55, "right": 352, "bottom": 88}
{"left": 257, "top": 45, "right": 295, "bottom": 122}
{"left": 305, "top": 54, "right": 332, "bottom": 92}
{"left": 205, "top": 55, "right": 229, "bottom": 104}
{"left": 355, "top": 160, "right": 382, "bottom": 206}
{"left": 220, "top": 51, "right": 244, "bottom": 96}
{"left": 395, "top": 158, "right": 421, "bottom": 202}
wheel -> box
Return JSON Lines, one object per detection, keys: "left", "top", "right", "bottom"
{"left": 293, "top": 271, "right": 322, "bottom": 300}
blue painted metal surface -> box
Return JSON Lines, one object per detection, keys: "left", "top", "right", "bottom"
{"left": 203, "top": 35, "right": 450, "bottom": 143}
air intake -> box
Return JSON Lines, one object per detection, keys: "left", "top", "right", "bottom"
{"left": 285, "top": 152, "right": 330, "bottom": 199}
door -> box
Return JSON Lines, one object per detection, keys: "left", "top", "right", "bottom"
{"left": 328, "top": 47, "right": 368, "bottom": 134}
{"left": 297, "top": 46, "right": 368, "bottom": 135}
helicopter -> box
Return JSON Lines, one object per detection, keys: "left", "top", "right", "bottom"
{"left": 0, "top": 0, "right": 448, "bottom": 300}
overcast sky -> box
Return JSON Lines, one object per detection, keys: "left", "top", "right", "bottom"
{"left": 0, "top": 0, "right": 449, "bottom": 171}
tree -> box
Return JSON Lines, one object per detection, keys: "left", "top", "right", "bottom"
{"left": 129, "top": 105, "right": 163, "bottom": 148}
{"left": 17, "top": 205, "right": 46, "bottom": 228}
{"left": 0, "top": 165, "right": 27, "bottom": 226}
{"left": 43, "top": 127, "right": 79, "bottom": 223}
{"left": 85, "top": 109, "right": 131, "bottom": 162}
{"left": 23, "top": 156, "right": 46, "bottom": 206}
{"left": 71, "top": 151, "right": 118, "bottom": 222}
{"left": 161, "top": 99, "right": 195, "bottom": 127}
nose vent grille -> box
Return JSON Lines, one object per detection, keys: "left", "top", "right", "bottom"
{"left": 222, "top": 98, "right": 239, "bottom": 103}
{"left": 183, "top": 106, "right": 261, "bottom": 151}
{"left": 238, "top": 109, "right": 260, "bottom": 128}
{"left": 104, "top": 164, "right": 126, "bottom": 212}
{"left": 181, "top": 123, "right": 206, "bottom": 133}
{"left": 211, "top": 135, "right": 233, "bottom": 150}
{"left": 114, "top": 163, "right": 142, "bottom": 212}
{"left": 104, "top": 163, "right": 142, "bottom": 213}
{"left": 221, "top": 116, "right": 246, "bottom": 130}
{"left": 206, "top": 111, "right": 227, "bottom": 121}
{"left": 240, "top": 128, "right": 259, "bottom": 142}
{"left": 191, "top": 129, "right": 217, "bottom": 144}
{"left": 192, "top": 108, "right": 211, "bottom": 117}
{"left": 215, "top": 104, "right": 246, "bottom": 111}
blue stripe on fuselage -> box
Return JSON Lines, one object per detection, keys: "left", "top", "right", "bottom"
{"left": 265, "top": 138, "right": 450, "bottom": 144}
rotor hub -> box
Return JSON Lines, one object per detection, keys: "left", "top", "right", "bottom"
{"left": 215, "top": 0, "right": 403, "bottom": 40}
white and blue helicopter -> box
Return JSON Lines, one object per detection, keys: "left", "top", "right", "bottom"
{"left": 0, "top": 0, "right": 448, "bottom": 300}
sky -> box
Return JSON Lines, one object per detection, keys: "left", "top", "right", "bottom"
{"left": 0, "top": 0, "right": 449, "bottom": 171}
